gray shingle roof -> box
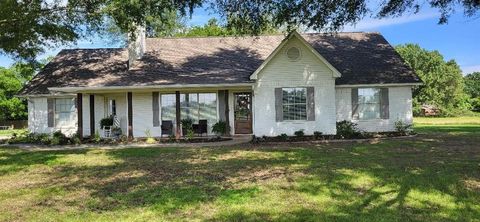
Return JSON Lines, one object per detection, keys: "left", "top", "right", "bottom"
{"left": 20, "top": 32, "right": 420, "bottom": 95}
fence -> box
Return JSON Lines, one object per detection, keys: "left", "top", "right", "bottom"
{"left": 0, "top": 120, "right": 28, "bottom": 129}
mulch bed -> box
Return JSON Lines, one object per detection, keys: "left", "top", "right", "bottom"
{"left": 253, "top": 132, "right": 413, "bottom": 143}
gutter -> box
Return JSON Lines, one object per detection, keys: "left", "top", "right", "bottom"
{"left": 47, "top": 83, "right": 254, "bottom": 93}
{"left": 335, "top": 82, "right": 423, "bottom": 88}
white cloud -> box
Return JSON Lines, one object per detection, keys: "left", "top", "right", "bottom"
{"left": 342, "top": 12, "right": 439, "bottom": 32}
{"left": 462, "top": 65, "right": 480, "bottom": 75}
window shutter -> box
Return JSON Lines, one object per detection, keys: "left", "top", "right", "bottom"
{"left": 47, "top": 98, "right": 54, "bottom": 127}
{"left": 351, "top": 88, "right": 359, "bottom": 120}
{"left": 306, "top": 87, "right": 315, "bottom": 121}
{"left": 380, "top": 88, "right": 389, "bottom": 119}
{"left": 152, "top": 92, "right": 160, "bottom": 127}
{"left": 275, "top": 88, "right": 283, "bottom": 122}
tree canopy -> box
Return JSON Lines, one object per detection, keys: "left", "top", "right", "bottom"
{"left": 464, "top": 72, "right": 480, "bottom": 111}
{"left": 0, "top": 61, "right": 48, "bottom": 120}
{"left": 464, "top": 72, "right": 480, "bottom": 98}
{"left": 395, "top": 44, "right": 470, "bottom": 116}
{"left": 1, "top": 0, "right": 479, "bottom": 60}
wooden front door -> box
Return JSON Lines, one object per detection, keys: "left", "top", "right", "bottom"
{"left": 234, "top": 92, "right": 252, "bottom": 134}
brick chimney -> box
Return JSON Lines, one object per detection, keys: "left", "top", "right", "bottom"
{"left": 128, "top": 25, "right": 146, "bottom": 69}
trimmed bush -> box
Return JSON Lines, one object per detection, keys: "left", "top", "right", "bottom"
{"left": 313, "top": 131, "right": 323, "bottom": 139}
{"left": 277, "top": 133, "right": 288, "bottom": 141}
{"left": 394, "top": 120, "right": 413, "bottom": 136}
{"left": 294, "top": 130, "right": 305, "bottom": 137}
{"left": 336, "top": 121, "right": 362, "bottom": 139}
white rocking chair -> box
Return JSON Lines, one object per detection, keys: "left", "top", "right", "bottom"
{"left": 102, "top": 126, "right": 113, "bottom": 138}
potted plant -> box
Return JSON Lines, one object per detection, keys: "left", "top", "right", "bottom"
{"left": 99, "top": 116, "right": 114, "bottom": 129}
{"left": 212, "top": 121, "right": 230, "bottom": 136}
{"left": 181, "top": 118, "right": 193, "bottom": 137}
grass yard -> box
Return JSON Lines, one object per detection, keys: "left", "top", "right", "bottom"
{"left": 0, "top": 117, "right": 479, "bottom": 221}
{"left": 0, "top": 129, "right": 25, "bottom": 137}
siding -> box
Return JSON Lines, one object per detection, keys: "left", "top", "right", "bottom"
{"left": 132, "top": 92, "right": 161, "bottom": 137}
{"left": 253, "top": 37, "right": 337, "bottom": 136}
{"left": 335, "top": 86, "right": 413, "bottom": 132}
{"left": 28, "top": 96, "right": 77, "bottom": 136}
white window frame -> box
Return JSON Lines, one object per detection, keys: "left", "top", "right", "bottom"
{"left": 357, "top": 88, "right": 381, "bottom": 120}
{"left": 54, "top": 98, "right": 76, "bottom": 127}
{"left": 282, "top": 87, "right": 307, "bottom": 121}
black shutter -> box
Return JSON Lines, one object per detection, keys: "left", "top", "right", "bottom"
{"left": 351, "top": 88, "right": 359, "bottom": 120}
{"left": 152, "top": 92, "right": 160, "bottom": 127}
{"left": 380, "top": 88, "right": 389, "bottom": 119}
{"left": 47, "top": 98, "right": 54, "bottom": 127}
{"left": 306, "top": 87, "right": 315, "bottom": 121}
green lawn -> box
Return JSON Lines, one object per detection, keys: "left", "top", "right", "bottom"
{"left": 0, "top": 129, "right": 25, "bottom": 137}
{"left": 0, "top": 118, "right": 479, "bottom": 221}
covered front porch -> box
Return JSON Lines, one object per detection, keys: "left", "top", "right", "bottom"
{"left": 72, "top": 86, "right": 254, "bottom": 139}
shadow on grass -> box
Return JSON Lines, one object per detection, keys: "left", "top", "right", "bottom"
{"left": 1, "top": 125, "right": 479, "bottom": 221}
{"left": 415, "top": 125, "right": 480, "bottom": 134}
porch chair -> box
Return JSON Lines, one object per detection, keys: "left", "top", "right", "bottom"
{"left": 161, "top": 120, "right": 174, "bottom": 137}
{"left": 193, "top": 119, "right": 208, "bottom": 136}
{"left": 102, "top": 125, "right": 112, "bottom": 138}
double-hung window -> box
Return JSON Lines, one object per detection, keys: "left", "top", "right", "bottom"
{"left": 357, "top": 88, "right": 381, "bottom": 120}
{"left": 352, "top": 88, "right": 389, "bottom": 120}
{"left": 54, "top": 98, "right": 76, "bottom": 127}
{"left": 282, "top": 88, "right": 307, "bottom": 120}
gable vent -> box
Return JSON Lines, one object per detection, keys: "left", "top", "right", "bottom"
{"left": 286, "top": 47, "right": 301, "bottom": 61}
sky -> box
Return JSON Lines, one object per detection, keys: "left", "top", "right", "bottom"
{"left": 0, "top": 6, "right": 479, "bottom": 74}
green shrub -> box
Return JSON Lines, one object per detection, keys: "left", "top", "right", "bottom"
{"left": 277, "top": 133, "right": 288, "bottom": 141}
{"left": 100, "top": 116, "right": 114, "bottom": 128}
{"left": 212, "top": 121, "right": 230, "bottom": 135}
{"left": 70, "top": 133, "right": 82, "bottom": 145}
{"left": 394, "top": 120, "right": 413, "bottom": 136}
{"left": 52, "top": 131, "right": 69, "bottom": 145}
{"left": 144, "top": 129, "right": 157, "bottom": 144}
{"left": 294, "top": 130, "right": 304, "bottom": 137}
{"left": 469, "top": 97, "right": 480, "bottom": 112}
{"left": 336, "top": 121, "right": 362, "bottom": 139}
{"left": 313, "top": 131, "right": 323, "bottom": 139}
{"left": 93, "top": 130, "right": 101, "bottom": 143}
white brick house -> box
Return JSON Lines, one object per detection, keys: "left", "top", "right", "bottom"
{"left": 19, "top": 31, "right": 421, "bottom": 138}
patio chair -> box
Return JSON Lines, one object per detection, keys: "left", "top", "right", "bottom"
{"left": 102, "top": 125, "right": 112, "bottom": 138}
{"left": 193, "top": 119, "right": 208, "bottom": 136}
{"left": 161, "top": 120, "right": 173, "bottom": 137}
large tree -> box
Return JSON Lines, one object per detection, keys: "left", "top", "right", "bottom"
{"left": 0, "top": 60, "right": 48, "bottom": 120}
{"left": 395, "top": 44, "right": 470, "bottom": 116}
{"left": 464, "top": 72, "right": 480, "bottom": 111}
{"left": 464, "top": 72, "right": 480, "bottom": 98}
{"left": 1, "top": 0, "right": 479, "bottom": 61}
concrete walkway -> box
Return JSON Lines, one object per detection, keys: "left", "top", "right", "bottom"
{"left": 1, "top": 135, "right": 253, "bottom": 151}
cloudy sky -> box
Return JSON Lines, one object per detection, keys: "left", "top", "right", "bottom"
{"left": 0, "top": 6, "right": 479, "bottom": 74}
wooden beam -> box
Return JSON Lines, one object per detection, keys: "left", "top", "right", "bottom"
{"left": 175, "top": 91, "right": 181, "bottom": 139}
{"left": 89, "top": 94, "right": 95, "bottom": 136}
{"left": 127, "top": 92, "right": 133, "bottom": 139}
{"left": 224, "top": 90, "right": 230, "bottom": 136}
{"left": 77, "top": 93, "right": 83, "bottom": 139}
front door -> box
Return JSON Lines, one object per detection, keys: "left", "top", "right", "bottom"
{"left": 234, "top": 92, "right": 252, "bottom": 134}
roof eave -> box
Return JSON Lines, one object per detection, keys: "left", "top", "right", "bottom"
{"left": 48, "top": 83, "right": 254, "bottom": 93}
